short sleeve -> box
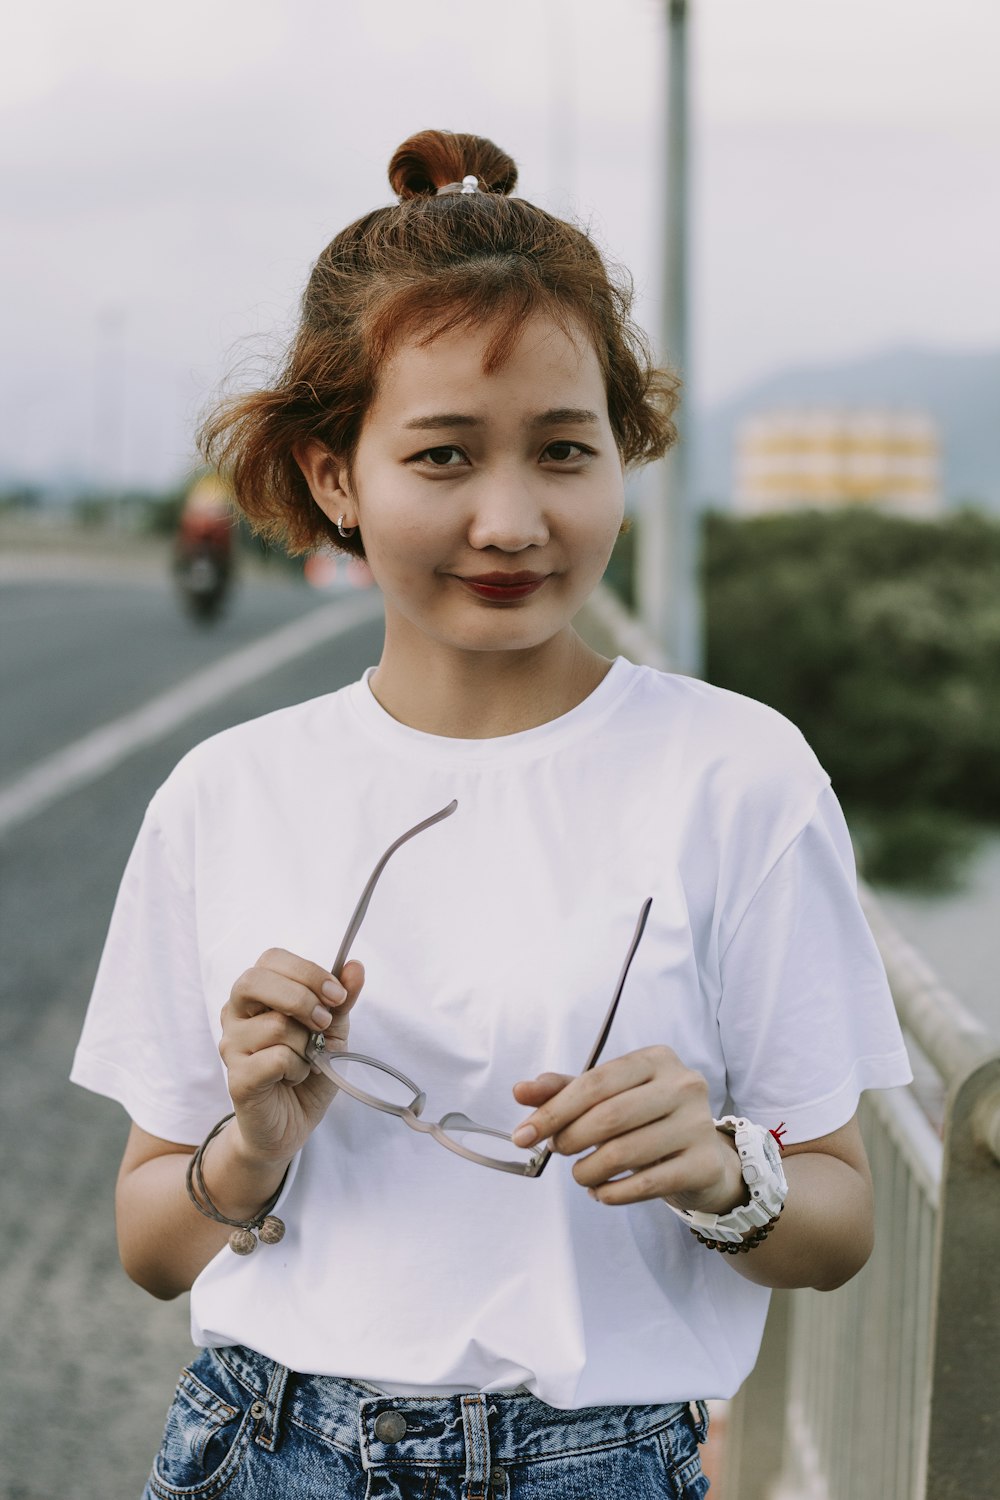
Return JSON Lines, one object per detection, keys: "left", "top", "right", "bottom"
{"left": 717, "top": 783, "right": 912, "bottom": 1143}
{"left": 70, "top": 799, "right": 232, "bottom": 1143}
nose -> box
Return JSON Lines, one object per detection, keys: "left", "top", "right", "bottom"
{"left": 466, "top": 472, "right": 549, "bottom": 553}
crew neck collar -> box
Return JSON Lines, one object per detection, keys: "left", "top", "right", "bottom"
{"left": 346, "top": 657, "right": 636, "bottom": 765}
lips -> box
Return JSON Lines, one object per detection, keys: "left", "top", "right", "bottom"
{"left": 457, "top": 571, "right": 549, "bottom": 602}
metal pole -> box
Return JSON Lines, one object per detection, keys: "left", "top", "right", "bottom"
{"left": 545, "top": 0, "right": 578, "bottom": 209}
{"left": 638, "top": 0, "right": 701, "bottom": 676}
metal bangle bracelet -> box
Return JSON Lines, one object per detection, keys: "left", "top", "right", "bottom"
{"left": 185, "top": 1112, "right": 288, "bottom": 1255}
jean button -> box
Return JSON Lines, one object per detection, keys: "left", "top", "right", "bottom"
{"left": 250, "top": 1401, "right": 266, "bottom": 1420}
{"left": 374, "top": 1411, "right": 408, "bottom": 1443}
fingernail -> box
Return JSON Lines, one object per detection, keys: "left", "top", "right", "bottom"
{"left": 322, "top": 979, "right": 346, "bottom": 1003}
{"left": 512, "top": 1124, "right": 537, "bottom": 1147}
{"left": 311, "top": 1004, "right": 334, "bottom": 1028}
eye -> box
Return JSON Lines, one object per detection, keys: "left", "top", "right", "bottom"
{"left": 543, "top": 441, "right": 593, "bottom": 464}
{"left": 410, "top": 445, "right": 469, "bottom": 468}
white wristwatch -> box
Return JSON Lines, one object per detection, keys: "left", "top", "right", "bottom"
{"left": 669, "top": 1116, "right": 788, "bottom": 1250}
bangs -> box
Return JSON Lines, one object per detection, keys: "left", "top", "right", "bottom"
{"left": 363, "top": 262, "right": 595, "bottom": 378}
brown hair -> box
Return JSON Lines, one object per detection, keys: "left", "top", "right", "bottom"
{"left": 200, "top": 129, "right": 680, "bottom": 556}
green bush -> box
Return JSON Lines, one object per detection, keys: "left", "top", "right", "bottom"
{"left": 848, "top": 806, "right": 980, "bottom": 893}
{"left": 700, "top": 506, "right": 1000, "bottom": 890}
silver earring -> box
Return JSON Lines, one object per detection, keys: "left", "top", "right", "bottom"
{"left": 336, "top": 515, "right": 357, "bottom": 538}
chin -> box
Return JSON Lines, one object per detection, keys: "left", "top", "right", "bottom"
{"left": 452, "top": 627, "right": 560, "bottom": 655}
{"left": 436, "top": 611, "right": 567, "bottom": 655}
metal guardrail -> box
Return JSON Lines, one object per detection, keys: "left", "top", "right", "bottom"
{"left": 579, "top": 586, "right": 1000, "bottom": 1500}
{"left": 727, "top": 854, "right": 1000, "bottom": 1500}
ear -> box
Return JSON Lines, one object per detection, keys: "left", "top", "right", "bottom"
{"left": 292, "top": 440, "right": 355, "bottom": 530}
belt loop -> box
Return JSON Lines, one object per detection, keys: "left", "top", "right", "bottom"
{"left": 253, "top": 1357, "right": 291, "bottom": 1452}
{"left": 688, "top": 1400, "right": 710, "bottom": 1444}
{"left": 460, "top": 1395, "right": 492, "bottom": 1500}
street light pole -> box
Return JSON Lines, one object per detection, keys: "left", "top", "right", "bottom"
{"left": 638, "top": 0, "right": 701, "bottom": 676}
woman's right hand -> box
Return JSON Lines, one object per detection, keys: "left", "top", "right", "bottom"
{"left": 219, "top": 950, "right": 366, "bottom": 1166}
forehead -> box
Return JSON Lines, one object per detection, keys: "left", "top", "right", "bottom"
{"left": 367, "top": 312, "right": 608, "bottom": 425}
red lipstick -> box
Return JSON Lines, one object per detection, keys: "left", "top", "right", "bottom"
{"left": 457, "top": 571, "right": 548, "bottom": 602}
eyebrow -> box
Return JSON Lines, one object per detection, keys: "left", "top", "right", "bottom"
{"left": 402, "top": 407, "right": 601, "bottom": 431}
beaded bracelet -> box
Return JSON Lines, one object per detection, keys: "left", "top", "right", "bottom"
{"left": 689, "top": 1204, "right": 784, "bottom": 1254}
{"left": 185, "top": 1112, "right": 288, "bottom": 1255}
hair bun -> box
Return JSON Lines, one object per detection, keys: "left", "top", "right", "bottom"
{"left": 389, "top": 129, "right": 518, "bottom": 200}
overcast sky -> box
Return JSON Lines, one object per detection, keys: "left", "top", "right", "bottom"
{"left": 2, "top": 0, "right": 998, "bottom": 487}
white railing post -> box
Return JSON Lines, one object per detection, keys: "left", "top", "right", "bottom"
{"left": 923, "top": 1057, "right": 1000, "bottom": 1498}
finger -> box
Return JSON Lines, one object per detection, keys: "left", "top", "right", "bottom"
{"left": 511, "top": 1053, "right": 657, "bottom": 1148}
{"left": 228, "top": 948, "right": 362, "bottom": 1032}
{"left": 588, "top": 1167, "right": 675, "bottom": 1206}
{"left": 587, "top": 1128, "right": 728, "bottom": 1200}
{"left": 262, "top": 946, "right": 352, "bottom": 1004}
{"left": 308, "top": 960, "right": 366, "bottom": 1054}
{"left": 551, "top": 1079, "right": 677, "bottom": 1158}
{"left": 227, "top": 967, "right": 338, "bottom": 1035}
{"left": 511, "top": 1072, "right": 574, "bottom": 1107}
{"left": 229, "top": 1040, "right": 321, "bottom": 1101}
{"left": 551, "top": 1052, "right": 710, "bottom": 1157}
{"left": 221, "top": 1007, "right": 316, "bottom": 1066}
{"left": 588, "top": 1149, "right": 719, "bottom": 1206}
{"left": 570, "top": 1118, "right": 692, "bottom": 1189}
{"left": 329, "top": 959, "right": 365, "bottom": 1019}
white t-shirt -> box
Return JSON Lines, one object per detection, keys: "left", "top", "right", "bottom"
{"left": 72, "top": 658, "right": 912, "bottom": 1407}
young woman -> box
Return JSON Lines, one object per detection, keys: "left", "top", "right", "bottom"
{"left": 73, "top": 130, "right": 912, "bottom": 1500}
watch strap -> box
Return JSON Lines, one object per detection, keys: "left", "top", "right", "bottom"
{"left": 669, "top": 1116, "right": 788, "bottom": 1248}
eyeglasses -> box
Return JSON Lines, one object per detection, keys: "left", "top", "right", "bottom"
{"left": 305, "top": 800, "right": 652, "bottom": 1177}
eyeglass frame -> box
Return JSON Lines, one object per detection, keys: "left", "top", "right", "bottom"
{"left": 304, "top": 799, "right": 652, "bottom": 1178}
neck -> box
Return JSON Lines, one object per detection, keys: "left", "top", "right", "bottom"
{"left": 369, "top": 628, "right": 613, "bottom": 739}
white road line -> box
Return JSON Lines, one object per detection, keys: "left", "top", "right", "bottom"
{"left": 0, "top": 590, "right": 383, "bottom": 837}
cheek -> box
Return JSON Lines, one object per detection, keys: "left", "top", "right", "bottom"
{"left": 362, "top": 506, "right": 444, "bottom": 583}
{"left": 355, "top": 483, "right": 419, "bottom": 551}
{"left": 573, "top": 488, "right": 625, "bottom": 558}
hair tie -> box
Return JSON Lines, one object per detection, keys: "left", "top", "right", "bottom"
{"left": 435, "top": 175, "right": 481, "bottom": 198}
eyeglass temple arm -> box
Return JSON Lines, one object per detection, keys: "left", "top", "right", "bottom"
{"left": 330, "top": 799, "right": 458, "bottom": 975}
{"left": 307, "top": 799, "right": 459, "bottom": 1066}
{"left": 579, "top": 896, "right": 652, "bottom": 1072}
{"left": 528, "top": 896, "right": 653, "bottom": 1178}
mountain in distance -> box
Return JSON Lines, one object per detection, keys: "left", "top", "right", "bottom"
{"left": 3, "top": 344, "right": 997, "bottom": 516}
{"left": 689, "top": 345, "right": 1000, "bottom": 514}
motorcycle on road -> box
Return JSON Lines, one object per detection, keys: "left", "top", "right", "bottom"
{"left": 173, "top": 474, "right": 235, "bottom": 622}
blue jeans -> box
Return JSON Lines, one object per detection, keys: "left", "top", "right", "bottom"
{"left": 143, "top": 1344, "right": 710, "bottom": 1499}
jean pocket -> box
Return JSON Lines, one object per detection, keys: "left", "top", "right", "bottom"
{"left": 657, "top": 1421, "right": 711, "bottom": 1500}
{"left": 147, "top": 1360, "right": 251, "bottom": 1498}
{"left": 668, "top": 1451, "right": 710, "bottom": 1500}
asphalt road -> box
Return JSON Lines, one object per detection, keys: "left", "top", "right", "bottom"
{"left": 0, "top": 570, "right": 364, "bottom": 779}
{"left": 0, "top": 566, "right": 385, "bottom": 1500}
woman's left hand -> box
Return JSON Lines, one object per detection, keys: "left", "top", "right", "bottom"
{"left": 512, "top": 1046, "right": 747, "bottom": 1212}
